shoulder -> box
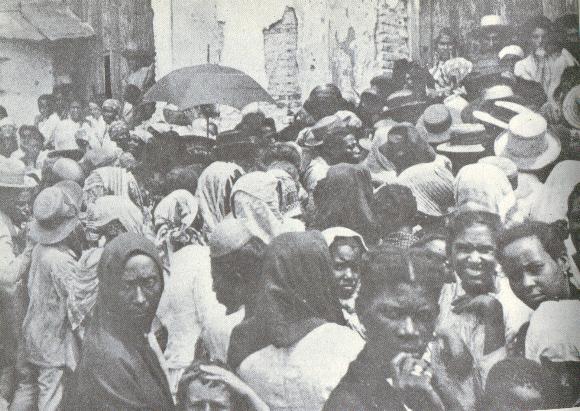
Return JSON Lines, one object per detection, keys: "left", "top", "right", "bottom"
{"left": 323, "top": 380, "right": 367, "bottom": 411}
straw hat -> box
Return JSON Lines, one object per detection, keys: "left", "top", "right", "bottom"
{"left": 562, "top": 85, "right": 580, "bottom": 129}
{"left": 437, "top": 124, "right": 489, "bottom": 172}
{"left": 473, "top": 15, "right": 508, "bottom": 35}
{"left": 494, "top": 112, "right": 561, "bottom": 171}
{"left": 498, "top": 45, "right": 525, "bottom": 61}
{"left": 29, "top": 181, "right": 83, "bottom": 245}
{"left": 478, "top": 156, "right": 518, "bottom": 189}
{"left": 416, "top": 104, "right": 455, "bottom": 144}
{"left": 0, "top": 157, "right": 36, "bottom": 189}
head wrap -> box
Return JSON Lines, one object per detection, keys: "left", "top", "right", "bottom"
{"left": 303, "top": 111, "right": 362, "bottom": 147}
{"left": 108, "top": 120, "right": 129, "bottom": 140}
{"left": 312, "top": 164, "right": 376, "bottom": 241}
{"left": 102, "top": 99, "right": 122, "bottom": 113}
{"left": 454, "top": 163, "right": 516, "bottom": 223}
{"left": 398, "top": 162, "right": 454, "bottom": 217}
{"left": 525, "top": 300, "right": 580, "bottom": 364}
{"left": 227, "top": 231, "right": 345, "bottom": 369}
{"left": 321, "top": 226, "right": 369, "bottom": 251}
{"left": 86, "top": 195, "right": 144, "bottom": 234}
{"left": 83, "top": 145, "right": 120, "bottom": 169}
{"left": 209, "top": 218, "right": 254, "bottom": 258}
{"left": 195, "top": 161, "right": 245, "bottom": 236}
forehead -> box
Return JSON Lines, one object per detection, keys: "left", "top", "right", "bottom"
{"left": 502, "top": 235, "right": 549, "bottom": 261}
{"left": 332, "top": 243, "right": 362, "bottom": 260}
{"left": 186, "top": 379, "right": 230, "bottom": 404}
{"left": 371, "top": 282, "right": 436, "bottom": 308}
{"left": 122, "top": 254, "right": 160, "bottom": 280}
{"left": 453, "top": 223, "right": 494, "bottom": 244}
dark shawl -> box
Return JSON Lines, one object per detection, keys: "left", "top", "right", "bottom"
{"left": 312, "top": 163, "right": 377, "bottom": 242}
{"left": 227, "top": 231, "right": 345, "bottom": 369}
{"left": 323, "top": 347, "right": 406, "bottom": 411}
{"left": 68, "top": 233, "right": 174, "bottom": 411}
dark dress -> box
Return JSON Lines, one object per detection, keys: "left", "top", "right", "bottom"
{"left": 323, "top": 347, "right": 406, "bottom": 411}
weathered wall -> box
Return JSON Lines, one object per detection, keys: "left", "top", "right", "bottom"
{"left": 0, "top": 39, "right": 54, "bottom": 125}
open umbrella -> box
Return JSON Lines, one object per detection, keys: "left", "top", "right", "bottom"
{"left": 143, "top": 64, "right": 276, "bottom": 110}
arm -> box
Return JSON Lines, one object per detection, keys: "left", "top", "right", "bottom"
{"left": 0, "top": 227, "right": 33, "bottom": 292}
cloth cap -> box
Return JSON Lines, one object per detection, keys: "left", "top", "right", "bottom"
{"left": 209, "top": 218, "right": 254, "bottom": 258}
{"left": 51, "top": 158, "right": 85, "bottom": 184}
{"left": 398, "top": 162, "right": 454, "bottom": 217}
{"left": 102, "top": 99, "right": 121, "bottom": 112}
{"left": 321, "top": 226, "right": 368, "bottom": 251}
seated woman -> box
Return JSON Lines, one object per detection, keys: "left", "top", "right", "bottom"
{"left": 324, "top": 246, "right": 455, "bottom": 410}
{"left": 311, "top": 163, "right": 377, "bottom": 244}
{"left": 176, "top": 359, "right": 269, "bottom": 411}
{"left": 228, "top": 231, "right": 365, "bottom": 410}
{"left": 69, "top": 233, "right": 174, "bottom": 410}
{"left": 321, "top": 227, "right": 368, "bottom": 338}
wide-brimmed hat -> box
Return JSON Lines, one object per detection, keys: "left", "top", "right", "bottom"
{"left": 437, "top": 124, "right": 489, "bottom": 172}
{"left": 213, "top": 129, "right": 258, "bottom": 161}
{"left": 498, "top": 45, "right": 525, "bottom": 61}
{"left": 0, "top": 158, "right": 36, "bottom": 189}
{"left": 29, "top": 181, "right": 83, "bottom": 245}
{"left": 562, "top": 85, "right": 580, "bottom": 129}
{"left": 416, "top": 104, "right": 456, "bottom": 144}
{"left": 472, "top": 15, "right": 509, "bottom": 35}
{"left": 383, "top": 91, "right": 428, "bottom": 124}
{"left": 478, "top": 156, "right": 518, "bottom": 189}
{"left": 494, "top": 112, "right": 561, "bottom": 171}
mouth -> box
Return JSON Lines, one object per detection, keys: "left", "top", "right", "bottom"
{"left": 525, "top": 293, "right": 547, "bottom": 306}
{"left": 396, "top": 340, "right": 424, "bottom": 356}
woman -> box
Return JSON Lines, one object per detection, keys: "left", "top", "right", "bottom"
{"left": 231, "top": 171, "right": 304, "bottom": 244}
{"left": 454, "top": 163, "right": 518, "bottom": 224}
{"left": 321, "top": 227, "right": 368, "bottom": 338}
{"left": 429, "top": 28, "right": 472, "bottom": 96}
{"left": 311, "top": 164, "right": 376, "bottom": 243}
{"left": 324, "top": 246, "right": 455, "bottom": 410}
{"left": 71, "top": 196, "right": 145, "bottom": 337}
{"left": 83, "top": 164, "right": 144, "bottom": 209}
{"left": 69, "top": 233, "right": 174, "bottom": 410}
{"left": 228, "top": 231, "right": 365, "bottom": 410}
{"left": 359, "top": 123, "right": 398, "bottom": 187}
{"left": 0, "top": 117, "right": 18, "bottom": 158}
{"left": 514, "top": 16, "right": 578, "bottom": 103}
{"left": 195, "top": 161, "right": 244, "bottom": 238}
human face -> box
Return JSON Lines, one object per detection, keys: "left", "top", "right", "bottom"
{"left": 436, "top": 34, "right": 454, "bottom": 61}
{"left": 183, "top": 379, "right": 231, "bottom": 411}
{"left": 117, "top": 254, "right": 162, "bottom": 330}
{"left": 450, "top": 224, "right": 497, "bottom": 295}
{"left": 420, "top": 238, "right": 451, "bottom": 281}
{"left": 502, "top": 236, "right": 569, "bottom": 309}
{"left": 101, "top": 106, "right": 117, "bottom": 124}
{"left": 531, "top": 27, "right": 547, "bottom": 51}
{"left": 568, "top": 193, "right": 580, "bottom": 252}
{"left": 482, "top": 30, "right": 501, "bottom": 53}
{"left": 331, "top": 243, "right": 363, "bottom": 300}
{"left": 21, "top": 135, "right": 43, "bottom": 158}
{"left": 341, "top": 134, "right": 362, "bottom": 164}
{"left": 5, "top": 190, "right": 32, "bottom": 225}
{"left": 362, "top": 283, "right": 438, "bottom": 357}
{"left": 89, "top": 102, "right": 101, "bottom": 119}
{"left": 69, "top": 101, "right": 83, "bottom": 122}
{"left": 38, "top": 99, "right": 51, "bottom": 118}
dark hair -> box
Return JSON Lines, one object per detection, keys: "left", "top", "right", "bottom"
{"left": 176, "top": 359, "right": 232, "bottom": 409}
{"left": 498, "top": 220, "right": 568, "bottom": 263}
{"left": 18, "top": 125, "right": 44, "bottom": 143}
{"left": 261, "top": 142, "right": 301, "bottom": 171}
{"left": 568, "top": 183, "right": 580, "bottom": 215}
{"left": 435, "top": 27, "right": 460, "bottom": 53}
{"left": 123, "top": 84, "right": 142, "bottom": 105}
{"left": 37, "top": 94, "right": 54, "bottom": 106}
{"left": 328, "top": 236, "right": 365, "bottom": 257}
{"left": 554, "top": 13, "right": 578, "bottom": 30}
{"left": 412, "top": 225, "right": 448, "bottom": 249}
{"left": 357, "top": 245, "right": 445, "bottom": 310}
{"left": 447, "top": 210, "right": 502, "bottom": 256}
{"left": 0, "top": 105, "right": 6, "bottom": 118}
{"left": 211, "top": 236, "right": 267, "bottom": 284}
{"left": 482, "top": 358, "right": 549, "bottom": 411}
{"left": 373, "top": 184, "right": 417, "bottom": 233}
{"left": 523, "top": 15, "right": 553, "bottom": 36}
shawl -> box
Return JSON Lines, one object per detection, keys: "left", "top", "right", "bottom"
{"left": 228, "top": 231, "right": 345, "bottom": 369}
{"left": 312, "top": 164, "right": 377, "bottom": 242}
{"left": 195, "top": 161, "right": 244, "bottom": 237}
{"left": 70, "top": 233, "right": 173, "bottom": 411}
{"left": 84, "top": 166, "right": 143, "bottom": 208}
{"left": 361, "top": 124, "right": 398, "bottom": 187}
{"left": 454, "top": 163, "right": 516, "bottom": 223}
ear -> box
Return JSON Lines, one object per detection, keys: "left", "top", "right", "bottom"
{"left": 557, "top": 253, "right": 571, "bottom": 275}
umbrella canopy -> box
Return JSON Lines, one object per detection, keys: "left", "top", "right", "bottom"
{"left": 143, "top": 64, "right": 276, "bottom": 110}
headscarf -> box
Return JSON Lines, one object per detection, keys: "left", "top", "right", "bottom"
{"left": 228, "top": 231, "right": 345, "bottom": 369}
{"left": 454, "top": 163, "right": 516, "bottom": 223}
{"left": 154, "top": 189, "right": 204, "bottom": 257}
{"left": 83, "top": 166, "right": 143, "bottom": 208}
{"left": 69, "top": 196, "right": 145, "bottom": 330}
{"left": 531, "top": 160, "right": 580, "bottom": 223}
{"left": 361, "top": 123, "right": 398, "bottom": 186}
{"left": 71, "top": 233, "right": 173, "bottom": 410}
{"left": 108, "top": 120, "right": 129, "bottom": 140}
{"left": 321, "top": 226, "right": 368, "bottom": 252}
{"left": 398, "top": 162, "right": 454, "bottom": 217}
{"left": 231, "top": 171, "right": 291, "bottom": 244}
{"left": 312, "top": 164, "right": 376, "bottom": 242}
{"left": 102, "top": 98, "right": 122, "bottom": 114}
{"left": 525, "top": 300, "right": 580, "bottom": 364}
{"left": 82, "top": 145, "right": 120, "bottom": 170}
{"left": 195, "top": 161, "right": 244, "bottom": 237}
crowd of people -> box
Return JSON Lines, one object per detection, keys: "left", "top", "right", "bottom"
{"left": 0, "top": 10, "right": 579, "bottom": 411}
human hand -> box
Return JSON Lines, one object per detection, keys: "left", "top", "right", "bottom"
{"left": 198, "top": 364, "right": 254, "bottom": 398}
{"left": 452, "top": 293, "right": 501, "bottom": 316}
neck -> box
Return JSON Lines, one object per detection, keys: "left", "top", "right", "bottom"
{"left": 364, "top": 340, "right": 397, "bottom": 371}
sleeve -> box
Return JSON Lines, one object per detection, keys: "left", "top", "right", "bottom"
{"left": 0, "top": 227, "right": 32, "bottom": 292}
{"left": 323, "top": 384, "right": 366, "bottom": 411}
{"left": 49, "top": 253, "right": 77, "bottom": 300}
{"left": 514, "top": 58, "right": 533, "bottom": 81}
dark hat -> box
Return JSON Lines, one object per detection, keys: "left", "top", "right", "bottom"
{"left": 383, "top": 91, "right": 428, "bottom": 124}
{"left": 213, "top": 129, "right": 259, "bottom": 161}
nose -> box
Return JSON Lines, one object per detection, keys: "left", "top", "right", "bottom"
{"left": 521, "top": 272, "right": 536, "bottom": 288}
{"left": 467, "top": 250, "right": 482, "bottom": 264}
{"left": 343, "top": 267, "right": 354, "bottom": 280}
{"left": 134, "top": 286, "right": 147, "bottom": 306}
{"left": 398, "top": 316, "right": 419, "bottom": 337}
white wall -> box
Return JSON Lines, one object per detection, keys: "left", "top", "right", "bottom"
{"left": 0, "top": 39, "right": 53, "bottom": 126}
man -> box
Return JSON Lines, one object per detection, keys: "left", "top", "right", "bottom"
{"left": 34, "top": 95, "right": 60, "bottom": 146}
{"left": 22, "top": 181, "right": 84, "bottom": 410}
{"left": 498, "top": 220, "right": 578, "bottom": 310}
{"left": 474, "top": 15, "right": 509, "bottom": 56}
{"left": 302, "top": 110, "right": 364, "bottom": 193}
{"left": 0, "top": 159, "right": 35, "bottom": 407}
{"left": 10, "top": 126, "right": 46, "bottom": 175}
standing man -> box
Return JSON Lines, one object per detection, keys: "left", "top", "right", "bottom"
{"left": 22, "top": 181, "right": 84, "bottom": 410}
{"left": 34, "top": 95, "right": 60, "bottom": 147}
